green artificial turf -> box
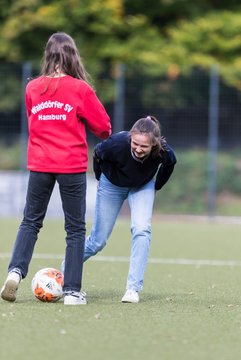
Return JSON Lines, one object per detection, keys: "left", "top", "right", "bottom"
{"left": 0, "top": 218, "right": 241, "bottom": 360}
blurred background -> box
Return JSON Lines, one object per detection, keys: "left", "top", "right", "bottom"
{"left": 0, "top": 0, "right": 241, "bottom": 218}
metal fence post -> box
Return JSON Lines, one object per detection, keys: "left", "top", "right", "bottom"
{"left": 113, "top": 63, "right": 125, "bottom": 133}
{"left": 20, "top": 62, "right": 32, "bottom": 170}
{"left": 207, "top": 65, "right": 219, "bottom": 218}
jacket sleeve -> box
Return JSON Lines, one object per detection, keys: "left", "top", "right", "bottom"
{"left": 155, "top": 145, "right": 177, "bottom": 191}
{"left": 92, "top": 136, "right": 117, "bottom": 180}
{"left": 25, "top": 83, "right": 32, "bottom": 118}
{"left": 93, "top": 147, "right": 102, "bottom": 180}
{"left": 82, "top": 85, "right": 112, "bottom": 140}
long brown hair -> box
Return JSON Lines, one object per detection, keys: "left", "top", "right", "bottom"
{"left": 41, "top": 32, "right": 90, "bottom": 82}
{"left": 129, "top": 115, "right": 166, "bottom": 158}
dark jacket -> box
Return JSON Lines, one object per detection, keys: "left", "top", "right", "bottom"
{"left": 93, "top": 131, "right": 177, "bottom": 190}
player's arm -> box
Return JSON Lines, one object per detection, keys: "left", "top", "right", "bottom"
{"left": 92, "top": 136, "right": 116, "bottom": 180}
{"left": 155, "top": 145, "right": 177, "bottom": 191}
{"left": 25, "top": 83, "right": 32, "bottom": 117}
{"left": 82, "top": 85, "right": 112, "bottom": 140}
{"left": 93, "top": 147, "right": 102, "bottom": 180}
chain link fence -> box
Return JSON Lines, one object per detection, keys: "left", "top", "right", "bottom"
{"left": 0, "top": 61, "right": 241, "bottom": 217}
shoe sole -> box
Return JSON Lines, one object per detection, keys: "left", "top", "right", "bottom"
{"left": 1, "top": 280, "right": 18, "bottom": 302}
{"left": 64, "top": 302, "right": 87, "bottom": 305}
{"left": 121, "top": 298, "right": 139, "bottom": 303}
{"left": 64, "top": 296, "right": 87, "bottom": 305}
{"left": 64, "top": 300, "right": 87, "bottom": 305}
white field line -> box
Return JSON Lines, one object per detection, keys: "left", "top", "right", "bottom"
{"left": 1, "top": 253, "right": 241, "bottom": 267}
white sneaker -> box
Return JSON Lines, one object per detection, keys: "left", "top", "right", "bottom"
{"left": 1, "top": 271, "right": 21, "bottom": 302}
{"left": 121, "top": 289, "right": 139, "bottom": 303}
{"left": 64, "top": 291, "right": 87, "bottom": 305}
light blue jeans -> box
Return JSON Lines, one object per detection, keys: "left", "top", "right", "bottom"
{"left": 85, "top": 174, "right": 155, "bottom": 292}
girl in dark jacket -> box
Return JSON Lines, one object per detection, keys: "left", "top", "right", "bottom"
{"left": 84, "top": 115, "right": 176, "bottom": 303}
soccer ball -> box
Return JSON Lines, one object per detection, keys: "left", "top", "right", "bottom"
{"left": 31, "top": 268, "right": 64, "bottom": 302}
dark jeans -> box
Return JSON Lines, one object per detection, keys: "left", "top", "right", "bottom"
{"left": 8, "top": 171, "right": 86, "bottom": 293}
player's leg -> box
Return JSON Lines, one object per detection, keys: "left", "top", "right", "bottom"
{"left": 122, "top": 179, "right": 155, "bottom": 303}
{"left": 58, "top": 172, "right": 87, "bottom": 305}
{"left": 1, "top": 171, "right": 55, "bottom": 302}
{"left": 84, "top": 174, "right": 128, "bottom": 260}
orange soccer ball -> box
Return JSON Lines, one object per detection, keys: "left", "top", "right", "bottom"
{"left": 31, "top": 268, "right": 64, "bottom": 302}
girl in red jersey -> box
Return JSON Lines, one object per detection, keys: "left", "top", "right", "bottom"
{"left": 1, "top": 32, "right": 111, "bottom": 305}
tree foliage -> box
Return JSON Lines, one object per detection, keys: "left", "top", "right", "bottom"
{"left": 161, "top": 10, "right": 241, "bottom": 87}
{"left": 0, "top": 1, "right": 241, "bottom": 87}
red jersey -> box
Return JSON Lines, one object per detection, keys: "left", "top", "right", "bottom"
{"left": 25, "top": 75, "right": 111, "bottom": 173}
